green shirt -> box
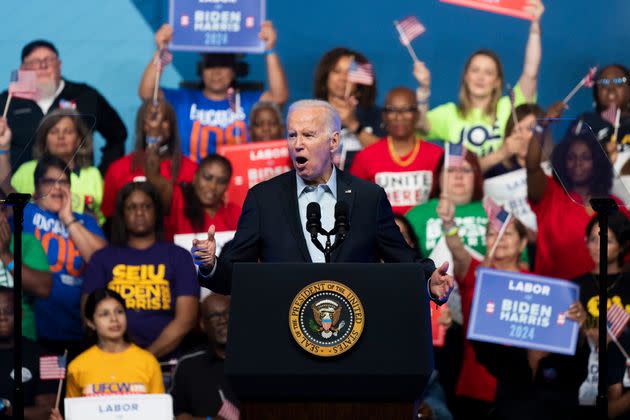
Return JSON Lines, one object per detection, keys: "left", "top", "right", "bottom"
{"left": 406, "top": 198, "right": 488, "bottom": 258}
{"left": 426, "top": 83, "right": 534, "bottom": 156}
{"left": 0, "top": 234, "right": 50, "bottom": 340}
{"left": 12, "top": 160, "right": 104, "bottom": 225}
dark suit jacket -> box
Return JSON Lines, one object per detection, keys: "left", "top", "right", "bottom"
{"left": 199, "top": 169, "right": 436, "bottom": 294}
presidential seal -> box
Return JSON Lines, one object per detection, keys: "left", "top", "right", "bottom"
{"left": 289, "top": 280, "right": 364, "bottom": 357}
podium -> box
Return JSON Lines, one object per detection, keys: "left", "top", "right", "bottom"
{"left": 225, "top": 263, "right": 434, "bottom": 419}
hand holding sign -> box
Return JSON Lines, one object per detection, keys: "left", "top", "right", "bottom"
{"left": 155, "top": 23, "right": 174, "bottom": 50}
{"left": 523, "top": 0, "right": 544, "bottom": 22}
{"left": 258, "top": 20, "right": 277, "bottom": 51}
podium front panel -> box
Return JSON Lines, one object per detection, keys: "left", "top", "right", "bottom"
{"left": 225, "top": 263, "right": 434, "bottom": 400}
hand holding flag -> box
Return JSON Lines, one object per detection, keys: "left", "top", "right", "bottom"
{"left": 217, "top": 388, "right": 240, "bottom": 420}
{"left": 483, "top": 197, "right": 512, "bottom": 261}
{"left": 562, "top": 67, "right": 597, "bottom": 105}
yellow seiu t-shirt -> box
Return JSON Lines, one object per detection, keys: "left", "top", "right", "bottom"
{"left": 66, "top": 344, "right": 164, "bottom": 397}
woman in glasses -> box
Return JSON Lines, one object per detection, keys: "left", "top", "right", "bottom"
{"left": 578, "top": 65, "right": 630, "bottom": 147}
{"left": 349, "top": 87, "right": 443, "bottom": 215}
{"left": 8, "top": 109, "right": 105, "bottom": 224}
{"left": 25, "top": 154, "right": 106, "bottom": 359}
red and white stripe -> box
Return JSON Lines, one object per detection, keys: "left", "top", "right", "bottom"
{"left": 396, "top": 16, "right": 426, "bottom": 46}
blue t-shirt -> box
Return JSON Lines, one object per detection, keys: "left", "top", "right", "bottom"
{"left": 22, "top": 203, "right": 104, "bottom": 341}
{"left": 83, "top": 242, "right": 199, "bottom": 358}
{"left": 163, "top": 87, "right": 263, "bottom": 163}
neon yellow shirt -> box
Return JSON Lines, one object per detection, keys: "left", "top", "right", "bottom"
{"left": 11, "top": 160, "right": 104, "bottom": 225}
{"left": 66, "top": 344, "right": 164, "bottom": 397}
{"left": 426, "top": 83, "right": 535, "bottom": 156}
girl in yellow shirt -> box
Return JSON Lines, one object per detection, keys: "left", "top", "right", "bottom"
{"left": 50, "top": 289, "right": 164, "bottom": 419}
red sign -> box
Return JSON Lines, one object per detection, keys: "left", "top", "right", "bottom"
{"left": 431, "top": 303, "right": 447, "bottom": 347}
{"left": 440, "top": 0, "right": 533, "bottom": 20}
{"left": 217, "top": 139, "right": 292, "bottom": 208}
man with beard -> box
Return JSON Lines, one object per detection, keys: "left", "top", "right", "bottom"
{"left": 0, "top": 287, "right": 56, "bottom": 419}
{"left": 82, "top": 182, "right": 199, "bottom": 362}
{"left": 0, "top": 40, "right": 127, "bottom": 174}
{"left": 170, "top": 293, "right": 239, "bottom": 420}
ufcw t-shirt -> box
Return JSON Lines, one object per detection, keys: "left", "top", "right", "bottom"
{"left": 163, "top": 87, "right": 263, "bottom": 163}
{"left": 426, "top": 83, "right": 534, "bottom": 156}
{"left": 66, "top": 344, "right": 164, "bottom": 397}
{"left": 83, "top": 242, "right": 199, "bottom": 356}
{"left": 22, "top": 203, "right": 103, "bottom": 341}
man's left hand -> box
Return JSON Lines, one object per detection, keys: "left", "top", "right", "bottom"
{"left": 429, "top": 262, "right": 454, "bottom": 302}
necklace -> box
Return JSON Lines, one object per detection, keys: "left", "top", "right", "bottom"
{"left": 387, "top": 136, "right": 421, "bottom": 167}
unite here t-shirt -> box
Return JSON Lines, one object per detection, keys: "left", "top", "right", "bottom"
{"left": 163, "top": 87, "right": 263, "bottom": 163}
{"left": 426, "top": 83, "right": 534, "bottom": 156}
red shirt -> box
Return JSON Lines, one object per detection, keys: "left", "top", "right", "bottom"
{"left": 530, "top": 177, "right": 629, "bottom": 280}
{"left": 456, "top": 258, "right": 498, "bottom": 401}
{"left": 164, "top": 183, "right": 241, "bottom": 240}
{"left": 349, "top": 138, "right": 443, "bottom": 214}
{"left": 101, "top": 153, "right": 197, "bottom": 217}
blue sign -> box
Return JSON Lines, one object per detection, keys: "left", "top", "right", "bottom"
{"left": 467, "top": 267, "right": 580, "bottom": 355}
{"left": 169, "top": 0, "right": 265, "bottom": 53}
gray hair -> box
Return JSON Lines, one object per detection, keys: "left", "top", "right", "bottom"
{"left": 287, "top": 99, "right": 341, "bottom": 135}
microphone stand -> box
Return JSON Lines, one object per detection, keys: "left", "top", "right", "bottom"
{"left": 591, "top": 197, "right": 618, "bottom": 419}
{"left": 1, "top": 193, "right": 31, "bottom": 420}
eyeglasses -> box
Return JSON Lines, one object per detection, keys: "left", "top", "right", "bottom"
{"left": 446, "top": 167, "right": 473, "bottom": 174}
{"left": 383, "top": 106, "right": 417, "bottom": 116}
{"left": 596, "top": 77, "right": 628, "bottom": 87}
{"left": 22, "top": 56, "right": 59, "bottom": 70}
{"left": 39, "top": 177, "right": 70, "bottom": 186}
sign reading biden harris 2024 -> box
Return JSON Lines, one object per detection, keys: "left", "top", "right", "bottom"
{"left": 468, "top": 268, "right": 580, "bottom": 355}
{"left": 169, "top": 0, "right": 265, "bottom": 53}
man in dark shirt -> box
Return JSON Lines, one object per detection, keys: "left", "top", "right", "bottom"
{"left": 0, "top": 286, "right": 56, "bottom": 419}
{"left": 170, "top": 293, "right": 239, "bottom": 419}
{"left": 0, "top": 40, "right": 127, "bottom": 174}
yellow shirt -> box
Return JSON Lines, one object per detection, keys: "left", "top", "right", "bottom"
{"left": 66, "top": 344, "right": 164, "bottom": 397}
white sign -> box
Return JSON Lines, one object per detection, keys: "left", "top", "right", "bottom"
{"left": 174, "top": 230, "right": 236, "bottom": 257}
{"left": 374, "top": 170, "right": 433, "bottom": 208}
{"left": 483, "top": 168, "right": 537, "bottom": 231}
{"left": 65, "top": 394, "right": 173, "bottom": 420}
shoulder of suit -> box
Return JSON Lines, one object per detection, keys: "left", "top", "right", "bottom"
{"left": 61, "top": 79, "right": 99, "bottom": 95}
{"left": 341, "top": 170, "right": 384, "bottom": 196}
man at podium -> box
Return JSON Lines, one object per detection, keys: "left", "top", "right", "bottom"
{"left": 192, "top": 99, "right": 453, "bottom": 304}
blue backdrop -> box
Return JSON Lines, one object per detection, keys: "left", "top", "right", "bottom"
{"left": 0, "top": 0, "right": 628, "bottom": 165}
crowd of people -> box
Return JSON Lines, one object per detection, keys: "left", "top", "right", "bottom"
{"left": 1, "top": 1, "right": 630, "bottom": 418}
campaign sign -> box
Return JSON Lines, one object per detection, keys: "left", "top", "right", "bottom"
{"left": 217, "top": 139, "right": 291, "bottom": 208}
{"left": 169, "top": 0, "right": 265, "bottom": 53}
{"left": 440, "top": 0, "right": 533, "bottom": 20}
{"left": 65, "top": 394, "right": 173, "bottom": 420}
{"left": 467, "top": 267, "right": 580, "bottom": 355}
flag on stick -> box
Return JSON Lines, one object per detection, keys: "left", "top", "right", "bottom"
{"left": 347, "top": 60, "right": 374, "bottom": 86}
{"left": 393, "top": 16, "right": 425, "bottom": 63}
{"left": 40, "top": 354, "right": 67, "bottom": 380}
{"left": 607, "top": 303, "right": 630, "bottom": 338}
{"left": 446, "top": 143, "right": 465, "bottom": 168}
{"left": 483, "top": 197, "right": 512, "bottom": 261}
{"left": 508, "top": 85, "right": 519, "bottom": 128}
{"left": 562, "top": 67, "right": 597, "bottom": 104}
{"left": 4, "top": 70, "right": 38, "bottom": 118}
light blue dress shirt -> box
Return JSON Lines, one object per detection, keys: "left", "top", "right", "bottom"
{"left": 296, "top": 167, "right": 338, "bottom": 263}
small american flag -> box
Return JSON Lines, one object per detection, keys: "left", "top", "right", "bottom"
{"left": 347, "top": 60, "right": 374, "bottom": 86}
{"left": 395, "top": 16, "right": 426, "bottom": 46}
{"left": 607, "top": 304, "right": 630, "bottom": 338}
{"left": 446, "top": 143, "right": 465, "bottom": 168}
{"left": 217, "top": 389, "right": 240, "bottom": 420}
{"left": 40, "top": 355, "right": 67, "bottom": 380}
{"left": 9, "top": 70, "right": 37, "bottom": 100}
{"left": 483, "top": 197, "right": 510, "bottom": 232}
{"left": 583, "top": 67, "right": 598, "bottom": 88}
{"left": 602, "top": 104, "right": 619, "bottom": 126}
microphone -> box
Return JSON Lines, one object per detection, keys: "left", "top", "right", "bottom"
{"left": 333, "top": 202, "right": 349, "bottom": 240}
{"left": 306, "top": 202, "right": 322, "bottom": 240}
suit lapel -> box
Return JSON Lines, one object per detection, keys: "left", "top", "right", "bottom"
{"left": 280, "top": 171, "right": 312, "bottom": 262}
{"left": 331, "top": 169, "right": 355, "bottom": 262}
